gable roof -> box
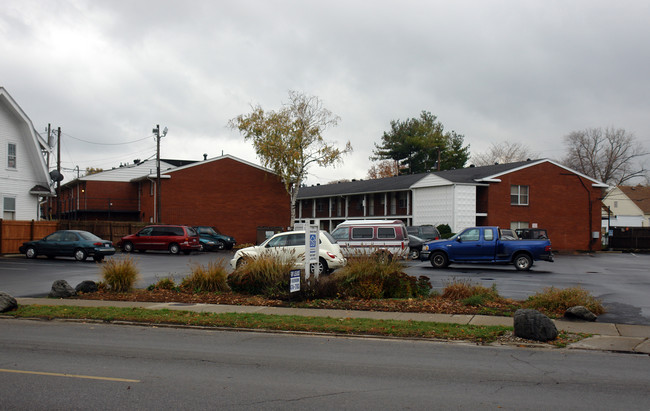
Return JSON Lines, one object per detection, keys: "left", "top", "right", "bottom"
{"left": 297, "top": 158, "right": 608, "bottom": 199}
{"left": 159, "top": 154, "right": 275, "bottom": 176}
{"left": 62, "top": 159, "right": 177, "bottom": 186}
{"left": 618, "top": 185, "right": 650, "bottom": 214}
{"left": 0, "top": 87, "right": 53, "bottom": 194}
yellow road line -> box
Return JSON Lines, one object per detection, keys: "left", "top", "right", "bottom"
{"left": 0, "top": 368, "right": 140, "bottom": 383}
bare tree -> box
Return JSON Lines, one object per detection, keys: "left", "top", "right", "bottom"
{"left": 562, "top": 127, "right": 648, "bottom": 185}
{"left": 471, "top": 141, "right": 539, "bottom": 166}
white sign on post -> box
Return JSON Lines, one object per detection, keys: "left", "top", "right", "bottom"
{"left": 290, "top": 269, "right": 301, "bottom": 293}
{"left": 305, "top": 224, "right": 320, "bottom": 279}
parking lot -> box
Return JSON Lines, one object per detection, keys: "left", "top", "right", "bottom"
{"left": 1, "top": 251, "right": 649, "bottom": 325}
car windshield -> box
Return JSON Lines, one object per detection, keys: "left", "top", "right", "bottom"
{"left": 187, "top": 227, "right": 198, "bottom": 236}
{"left": 78, "top": 232, "right": 103, "bottom": 241}
{"left": 420, "top": 226, "right": 438, "bottom": 237}
{"left": 210, "top": 227, "right": 222, "bottom": 235}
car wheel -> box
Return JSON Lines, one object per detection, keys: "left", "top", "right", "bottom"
{"left": 514, "top": 253, "right": 533, "bottom": 271}
{"left": 25, "top": 246, "right": 37, "bottom": 259}
{"left": 216, "top": 240, "right": 225, "bottom": 250}
{"left": 93, "top": 255, "right": 104, "bottom": 263}
{"left": 310, "top": 258, "right": 329, "bottom": 276}
{"left": 74, "top": 248, "right": 87, "bottom": 262}
{"left": 430, "top": 251, "right": 449, "bottom": 269}
{"left": 123, "top": 241, "right": 134, "bottom": 253}
{"left": 169, "top": 243, "right": 180, "bottom": 255}
{"left": 409, "top": 249, "right": 420, "bottom": 260}
{"left": 235, "top": 257, "right": 248, "bottom": 268}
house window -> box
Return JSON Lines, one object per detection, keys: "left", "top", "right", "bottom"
{"left": 613, "top": 201, "right": 618, "bottom": 208}
{"left": 510, "top": 221, "right": 529, "bottom": 230}
{"left": 316, "top": 200, "right": 324, "bottom": 212}
{"left": 510, "top": 185, "right": 529, "bottom": 205}
{"left": 3, "top": 197, "right": 16, "bottom": 220}
{"left": 7, "top": 143, "right": 17, "bottom": 169}
{"left": 397, "top": 192, "right": 407, "bottom": 208}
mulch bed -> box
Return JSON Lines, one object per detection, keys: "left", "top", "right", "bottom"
{"left": 74, "top": 289, "right": 523, "bottom": 317}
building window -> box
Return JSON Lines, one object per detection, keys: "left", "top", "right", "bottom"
{"left": 510, "top": 185, "right": 529, "bottom": 205}
{"left": 397, "top": 192, "right": 407, "bottom": 208}
{"left": 510, "top": 221, "right": 529, "bottom": 230}
{"left": 7, "top": 143, "right": 17, "bottom": 169}
{"left": 613, "top": 201, "right": 618, "bottom": 208}
{"left": 150, "top": 181, "right": 154, "bottom": 196}
{"left": 3, "top": 197, "right": 16, "bottom": 220}
{"left": 316, "top": 200, "right": 324, "bottom": 212}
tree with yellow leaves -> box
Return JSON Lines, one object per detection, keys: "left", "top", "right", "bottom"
{"left": 229, "top": 91, "right": 352, "bottom": 226}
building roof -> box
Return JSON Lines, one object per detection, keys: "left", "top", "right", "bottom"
{"left": 297, "top": 173, "right": 429, "bottom": 199}
{"left": 62, "top": 159, "right": 177, "bottom": 186}
{"left": 0, "top": 87, "right": 53, "bottom": 194}
{"left": 618, "top": 185, "right": 650, "bottom": 214}
{"left": 297, "top": 159, "right": 608, "bottom": 199}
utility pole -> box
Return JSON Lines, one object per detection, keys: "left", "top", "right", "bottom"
{"left": 153, "top": 125, "right": 168, "bottom": 223}
{"left": 56, "top": 127, "right": 61, "bottom": 221}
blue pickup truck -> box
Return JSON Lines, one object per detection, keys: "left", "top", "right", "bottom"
{"left": 419, "top": 226, "right": 553, "bottom": 271}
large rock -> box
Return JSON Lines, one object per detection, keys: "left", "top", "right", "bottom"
{"left": 49, "top": 280, "right": 77, "bottom": 298}
{"left": 0, "top": 292, "right": 17, "bottom": 313}
{"left": 514, "top": 309, "right": 558, "bottom": 342}
{"left": 75, "top": 281, "right": 98, "bottom": 294}
{"left": 564, "top": 306, "right": 597, "bottom": 322}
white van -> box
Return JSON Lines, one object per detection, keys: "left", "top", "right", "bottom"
{"left": 330, "top": 220, "right": 410, "bottom": 257}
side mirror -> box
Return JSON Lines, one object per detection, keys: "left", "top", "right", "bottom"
{"left": 456, "top": 237, "right": 462, "bottom": 243}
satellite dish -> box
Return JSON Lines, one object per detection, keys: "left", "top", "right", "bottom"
{"left": 49, "top": 170, "right": 64, "bottom": 182}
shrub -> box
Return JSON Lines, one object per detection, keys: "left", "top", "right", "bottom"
{"left": 524, "top": 286, "right": 605, "bottom": 315}
{"left": 442, "top": 279, "right": 500, "bottom": 302}
{"left": 333, "top": 251, "right": 424, "bottom": 299}
{"left": 182, "top": 261, "right": 230, "bottom": 293}
{"left": 148, "top": 276, "right": 177, "bottom": 291}
{"left": 416, "top": 276, "right": 433, "bottom": 297}
{"left": 100, "top": 255, "right": 139, "bottom": 292}
{"left": 227, "top": 250, "right": 298, "bottom": 298}
{"left": 437, "top": 224, "right": 453, "bottom": 239}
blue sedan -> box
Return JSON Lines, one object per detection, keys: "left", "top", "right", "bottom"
{"left": 19, "top": 230, "right": 116, "bottom": 262}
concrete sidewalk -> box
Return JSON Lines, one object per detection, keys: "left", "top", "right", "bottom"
{"left": 15, "top": 298, "right": 650, "bottom": 355}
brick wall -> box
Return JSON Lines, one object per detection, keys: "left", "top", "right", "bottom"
{"left": 156, "top": 157, "right": 290, "bottom": 244}
{"left": 483, "top": 162, "right": 605, "bottom": 251}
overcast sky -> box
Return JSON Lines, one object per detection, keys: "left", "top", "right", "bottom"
{"left": 2, "top": 0, "right": 649, "bottom": 184}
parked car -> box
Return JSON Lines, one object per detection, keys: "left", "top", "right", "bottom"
{"left": 119, "top": 225, "right": 201, "bottom": 255}
{"left": 330, "top": 220, "right": 410, "bottom": 258}
{"left": 420, "top": 226, "right": 553, "bottom": 271}
{"left": 230, "top": 230, "right": 346, "bottom": 275}
{"left": 19, "top": 230, "right": 115, "bottom": 262}
{"left": 408, "top": 235, "right": 426, "bottom": 260}
{"left": 406, "top": 225, "right": 441, "bottom": 241}
{"left": 516, "top": 228, "right": 549, "bottom": 240}
{"left": 193, "top": 226, "right": 236, "bottom": 251}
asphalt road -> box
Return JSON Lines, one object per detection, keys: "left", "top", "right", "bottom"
{"left": 1, "top": 251, "right": 649, "bottom": 325}
{"left": 1, "top": 319, "right": 648, "bottom": 410}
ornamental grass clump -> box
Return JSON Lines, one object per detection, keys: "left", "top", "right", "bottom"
{"left": 442, "top": 279, "right": 501, "bottom": 306}
{"left": 100, "top": 255, "right": 140, "bottom": 292}
{"left": 333, "top": 250, "right": 426, "bottom": 299}
{"left": 227, "top": 250, "right": 298, "bottom": 298}
{"left": 524, "top": 286, "right": 605, "bottom": 315}
{"left": 182, "top": 261, "right": 230, "bottom": 293}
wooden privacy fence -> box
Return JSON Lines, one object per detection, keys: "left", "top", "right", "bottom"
{"left": 0, "top": 220, "right": 148, "bottom": 254}
{"left": 610, "top": 227, "right": 650, "bottom": 251}
{"left": 58, "top": 221, "right": 148, "bottom": 244}
{"left": 0, "top": 220, "right": 59, "bottom": 254}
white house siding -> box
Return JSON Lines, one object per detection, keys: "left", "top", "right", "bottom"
{"left": 0, "top": 98, "right": 45, "bottom": 220}
{"left": 453, "top": 184, "right": 477, "bottom": 232}
{"left": 412, "top": 184, "right": 477, "bottom": 232}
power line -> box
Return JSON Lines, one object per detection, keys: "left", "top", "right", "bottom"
{"left": 61, "top": 132, "right": 154, "bottom": 146}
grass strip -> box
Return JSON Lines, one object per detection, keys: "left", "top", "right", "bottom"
{"left": 6, "top": 304, "right": 509, "bottom": 343}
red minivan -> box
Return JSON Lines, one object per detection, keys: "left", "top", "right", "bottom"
{"left": 119, "top": 225, "right": 201, "bottom": 255}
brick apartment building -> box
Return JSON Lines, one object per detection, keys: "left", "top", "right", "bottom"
{"left": 296, "top": 159, "right": 608, "bottom": 251}
{"left": 54, "top": 155, "right": 290, "bottom": 244}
